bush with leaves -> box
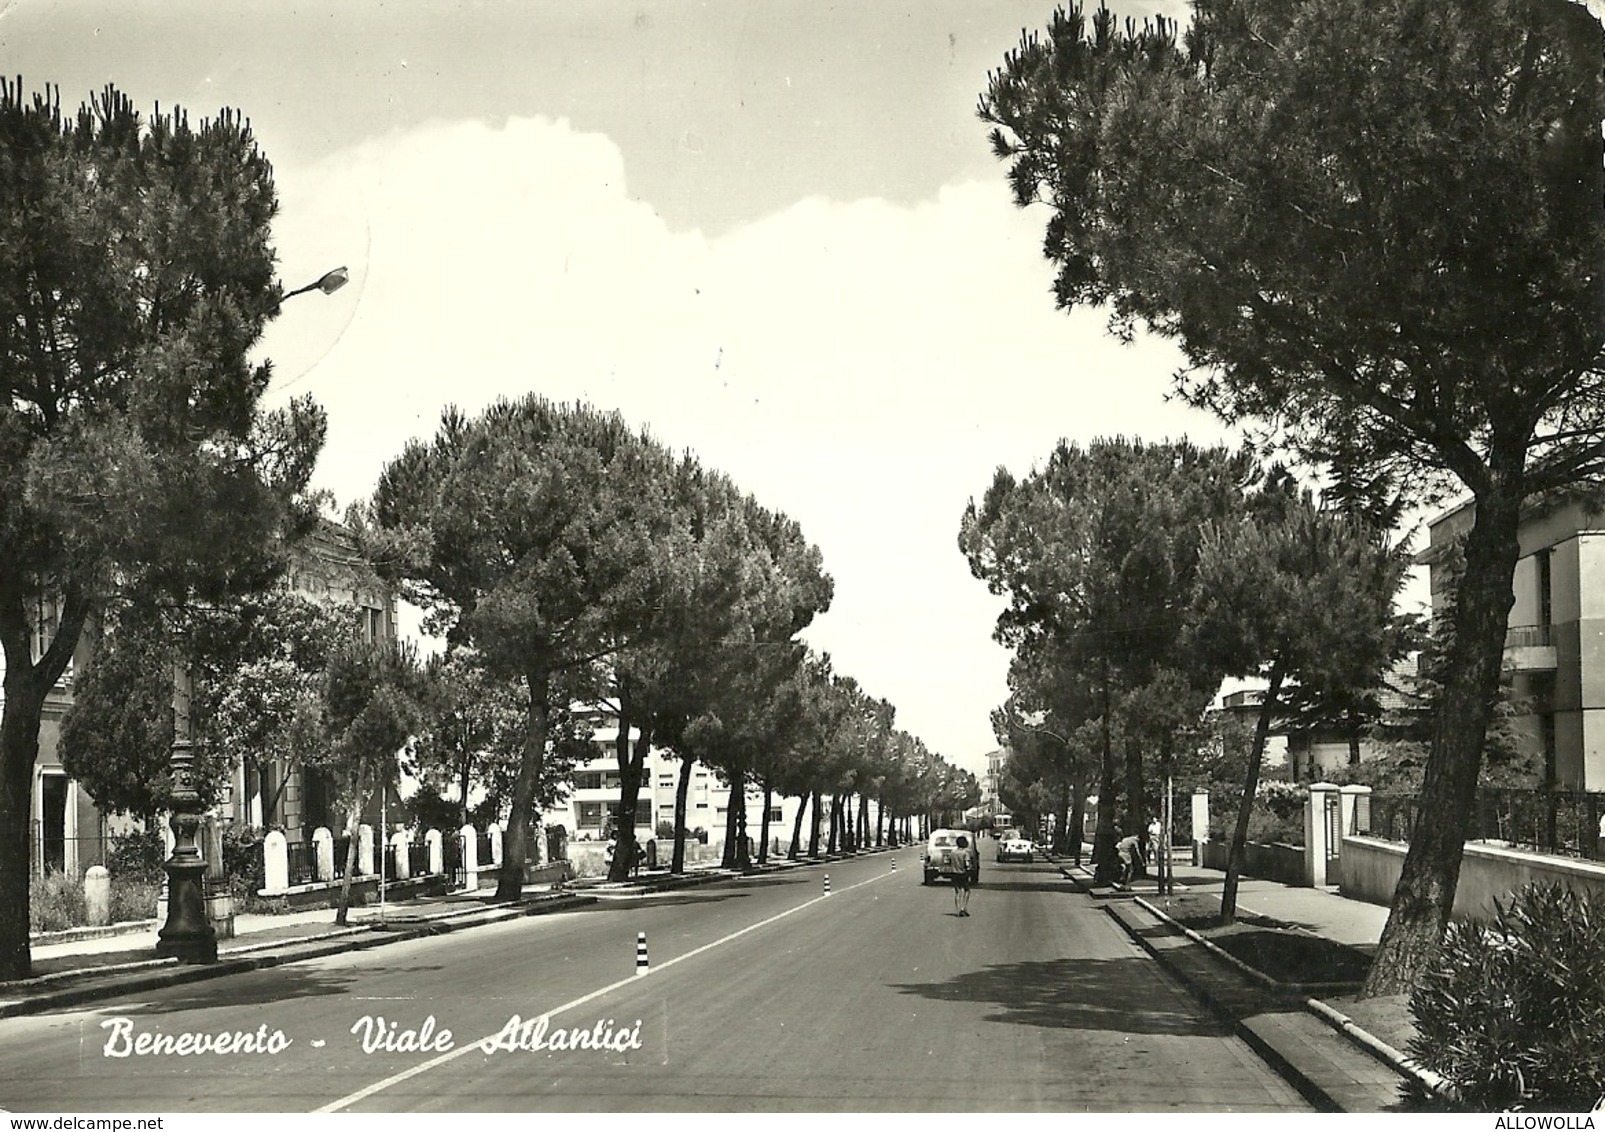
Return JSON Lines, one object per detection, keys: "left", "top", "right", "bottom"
{"left": 109, "top": 875, "right": 162, "bottom": 925}
{"left": 220, "top": 825, "right": 267, "bottom": 904}
{"left": 29, "top": 872, "right": 87, "bottom": 933}
{"left": 1408, "top": 883, "right": 1605, "bottom": 1111}
{"left": 105, "top": 829, "right": 165, "bottom": 881}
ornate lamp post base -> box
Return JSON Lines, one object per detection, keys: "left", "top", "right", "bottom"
{"left": 157, "top": 740, "right": 217, "bottom": 964}
{"left": 156, "top": 860, "right": 217, "bottom": 963}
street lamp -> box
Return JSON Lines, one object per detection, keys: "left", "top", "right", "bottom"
{"left": 155, "top": 668, "right": 214, "bottom": 963}
{"left": 271, "top": 266, "right": 349, "bottom": 312}
{"left": 155, "top": 264, "right": 348, "bottom": 965}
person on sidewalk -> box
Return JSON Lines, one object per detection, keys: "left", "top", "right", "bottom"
{"left": 1115, "top": 833, "right": 1143, "bottom": 889}
{"left": 952, "top": 834, "right": 974, "bottom": 916}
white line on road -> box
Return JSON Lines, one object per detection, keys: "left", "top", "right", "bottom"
{"left": 317, "top": 865, "right": 895, "bottom": 1112}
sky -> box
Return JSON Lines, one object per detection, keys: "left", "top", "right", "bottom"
{"left": 1, "top": 0, "right": 1403, "bottom": 780}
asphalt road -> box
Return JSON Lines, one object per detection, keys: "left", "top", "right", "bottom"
{"left": 0, "top": 848, "right": 1311, "bottom": 1112}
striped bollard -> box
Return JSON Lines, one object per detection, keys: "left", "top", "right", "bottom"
{"left": 824, "top": 873, "right": 831, "bottom": 895}
{"left": 635, "top": 931, "right": 648, "bottom": 975}
{"left": 891, "top": 857, "right": 896, "bottom": 872}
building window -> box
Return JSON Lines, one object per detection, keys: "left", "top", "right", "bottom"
{"left": 577, "top": 802, "right": 604, "bottom": 828}
{"left": 574, "top": 772, "right": 603, "bottom": 791}
{"left": 356, "top": 605, "right": 384, "bottom": 644}
{"left": 768, "top": 807, "right": 783, "bottom": 823}
{"left": 30, "top": 596, "right": 71, "bottom": 679}
{"left": 1538, "top": 549, "right": 1553, "bottom": 630}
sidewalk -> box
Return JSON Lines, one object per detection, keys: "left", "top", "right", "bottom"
{"left": 1063, "top": 856, "right": 1448, "bottom": 1112}
{"left": 6, "top": 848, "right": 885, "bottom": 1020}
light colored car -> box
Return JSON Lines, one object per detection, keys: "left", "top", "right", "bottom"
{"left": 996, "top": 835, "right": 1034, "bottom": 863}
{"left": 922, "top": 829, "right": 980, "bottom": 885}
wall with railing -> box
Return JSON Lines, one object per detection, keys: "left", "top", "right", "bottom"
{"left": 1339, "top": 835, "right": 1605, "bottom": 921}
{"left": 1361, "top": 788, "right": 1605, "bottom": 860}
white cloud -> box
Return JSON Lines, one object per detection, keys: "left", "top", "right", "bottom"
{"left": 258, "top": 115, "right": 1235, "bottom": 772}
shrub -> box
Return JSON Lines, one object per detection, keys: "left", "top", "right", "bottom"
{"left": 1408, "top": 882, "right": 1605, "bottom": 1111}
{"left": 220, "top": 824, "right": 266, "bottom": 904}
{"left": 655, "top": 820, "right": 676, "bottom": 840}
{"left": 30, "top": 871, "right": 86, "bottom": 933}
{"left": 106, "top": 828, "right": 166, "bottom": 881}
{"left": 109, "top": 874, "right": 162, "bottom": 924}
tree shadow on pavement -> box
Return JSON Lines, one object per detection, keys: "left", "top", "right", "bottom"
{"left": 890, "top": 956, "right": 1234, "bottom": 1037}
{"left": 966, "top": 879, "right": 1081, "bottom": 894}
{"left": 102, "top": 962, "right": 363, "bottom": 1014}
{"left": 571, "top": 890, "right": 754, "bottom": 911}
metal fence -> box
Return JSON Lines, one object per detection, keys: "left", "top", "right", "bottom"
{"left": 1361, "top": 788, "right": 1605, "bottom": 860}
{"left": 28, "top": 823, "right": 108, "bottom": 877}
{"left": 444, "top": 833, "right": 464, "bottom": 887}
{"left": 286, "top": 840, "right": 318, "bottom": 886}
{"left": 332, "top": 835, "right": 352, "bottom": 878}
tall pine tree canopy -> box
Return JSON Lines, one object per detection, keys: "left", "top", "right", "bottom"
{"left": 979, "top": 0, "right": 1604, "bottom": 993}
{"left": 0, "top": 81, "right": 326, "bottom": 979}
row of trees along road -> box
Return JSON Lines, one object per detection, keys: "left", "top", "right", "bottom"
{"left": 961, "top": 441, "right": 1414, "bottom": 927}
{"left": 367, "top": 394, "right": 977, "bottom": 886}
{"left": 0, "top": 80, "right": 975, "bottom": 976}
{"left": 977, "top": 0, "right": 1603, "bottom": 995}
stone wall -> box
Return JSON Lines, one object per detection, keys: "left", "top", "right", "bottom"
{"left": 1200, "top": 839, "right": 1307, "bottom": 887}
{"left": 1339, "top": 835, "right": 1605, "bottom": 921}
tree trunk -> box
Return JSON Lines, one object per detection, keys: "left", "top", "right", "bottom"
{"left": 858, "top": 793, "right": 869, "bottom": 849}
{"left": 1223, "top": 661, "right": 1284, "bottom": 923}
{"left": 827, "top": 793, "right": 840, "bottom": 853}
{"left": 788, "top": 793, "right": 807, "bottom": 860}
{"left": 1093, "top": 660, "right": 1120, "bottom": 883}
{"left": 1054, "top": 778, "right": 1072, "bottom": 854}
{"left": 0, "top": 671, "right": 45, "bottom": 980}
{"left": 720, "top": 763, "right": 745, "bottom": 869}
{"left": 0, "top": 580, "right": 85, "bottom": 981}
{"left": 808, "top": 790, "right": 822, "bottom": 856}
{"left": 876, "top": 795, "right": 886, "bottom": 847}
{"left": 1362, "top": 487, "right": 1522, "bottom": 997}
{"left": 608, "top": 692, "right": 649, "bottom": 882}
{"left": 496, "top": 667, "right": 550, "bottom": 901}
{"left": 758, "top": 781, "right": 773, "bottom": 864}
{"left": 1155, "top": 734, "right": 1173, "bottom": 893}
{"left": 671, "top": 755, "right": 694, "bottom": 874}
{"left": 333, "top": 801, "right": 365, "bottom": 926}
{"left": 1124, "top": 731, "right": 1145, "bottom": 873}
{"left": 1070, "top": 778, "right": 1086, "bottom": 866}
{"left": 734, "top": 770, "right": 751, "bottom": 870}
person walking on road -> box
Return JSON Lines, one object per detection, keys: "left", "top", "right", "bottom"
{"left": 952, "top": 834, "right": 974, "bottom": 916}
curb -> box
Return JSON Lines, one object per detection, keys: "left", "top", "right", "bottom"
{"left": 30, "top": 920, "right": 158, "bottom": 948}
{"left": 1104, "top": 901, "right": 1340, "bottom": 1113}
{"left": 0, "top": 892, "right": 596, "bottom": 1020}
{"left": 1117, "top": 895, "right": 1455, "bottom": 1106}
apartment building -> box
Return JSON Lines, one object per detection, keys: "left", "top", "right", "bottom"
{"left": 539, "top": 714, "right": 806, "bottom": 850}
{"left": 1420, "top": 497, "right": 1605, "bottom": 791}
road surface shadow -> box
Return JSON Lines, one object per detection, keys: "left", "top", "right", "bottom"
{"left": 571, "top": 890, "right": 754, "bottom": 911}
{"left": 891, "top": 956, "right": 1233, "bottom": 1037}
{"left": 102, "top": 962, "right": 363, "bottom": 1015}
{"left": 967, "top": 879, "right": 1079, "bottom": 894}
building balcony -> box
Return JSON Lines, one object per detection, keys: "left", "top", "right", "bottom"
{"left": 1504, "top": 624, "right": 1557, "bottom": 672}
